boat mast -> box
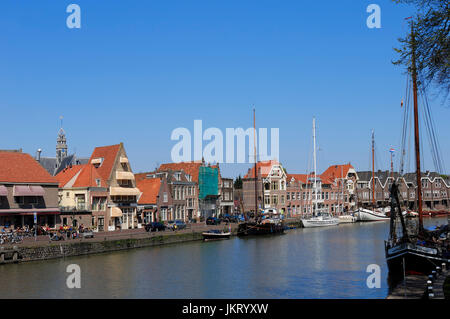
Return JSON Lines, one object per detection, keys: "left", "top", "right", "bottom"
{"left": 372, "top": 129, "right": 376, "bottom": 210}
{"left": 253, "top": 108, "right": 258, "bottom": 219}
{"left": 313, "top": 117, "right": 318, "bottom": 216}
{"left": 410, "top": 22, "right": 423, "bottom": 230}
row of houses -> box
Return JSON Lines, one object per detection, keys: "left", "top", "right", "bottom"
{"left": 0, "top": 134, "right": 234, "bottom": 231}
{"left": 0, "top": 128, "right": 448, "bottom": 231}
{"left": 242, "top": 160, "right": 450, "bottom": 217}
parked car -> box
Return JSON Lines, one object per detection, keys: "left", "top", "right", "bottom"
{"left": 82, "top": 230, "right": 94, "bottom": 238}
{"left": 221, "top": 214, "right": 239, "bottom": 223}
{"left": 172, "top": 220, "right": 187, "bottom": 230}
{"left": 166, "top": 220, "right": 175, "bottom": 230}
{"left": 145, "top": 222, "right": 166, "bottom": 232}
{"left": 206, "top": 217, "right": 221, "bottom": 225}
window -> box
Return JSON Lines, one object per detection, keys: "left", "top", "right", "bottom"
{"left": 96, "top": 179, "right": 101, "bottom": 187}
{"left": 280, "top": 195, "right": 285, "bottom": 204}
{"left": 163, "top": 192, "right": 168, "bottom": 203}
{"left": 15, "top": 196, "right": 24, "bottom": 204}
{"left": 272, "top": 195, "right": 278, "bottom": 205}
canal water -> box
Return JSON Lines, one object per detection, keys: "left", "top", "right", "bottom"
{"left": 0, "top": 217, "right": 447, "bottom": 299}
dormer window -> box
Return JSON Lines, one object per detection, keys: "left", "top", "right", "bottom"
{"left": 91, "top": 157, "right": 103, "bottom": 168}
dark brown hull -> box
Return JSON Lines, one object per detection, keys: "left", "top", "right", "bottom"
{"left": 237, "top": 222, "right": 285, "bottom": 236}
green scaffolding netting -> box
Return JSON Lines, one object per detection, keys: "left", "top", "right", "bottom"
{"left": 199, "top": 166, "right": 218, "bottom": 200}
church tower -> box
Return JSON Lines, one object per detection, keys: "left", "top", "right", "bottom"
{"left": 56, "top": 118, "right": 67, "bottom": 166}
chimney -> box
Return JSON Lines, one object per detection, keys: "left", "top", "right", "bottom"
{"left": 36, "top": 149, "right": 42, "bottom": 162}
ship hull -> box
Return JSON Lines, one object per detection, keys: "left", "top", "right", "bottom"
{"left": 355, "top": 209, "right": 390, "bottom": 222}
{"left": 237, "top": 222, "right": 285, "bottom": 236}
{"left": 385, "top": 242, "right": 450, "bottom": 281}
{"left": 202, "top": 232, "right": 231, "bottom": 241}
{"left": 301, "top": 218, "right": 339, "bottom": 228}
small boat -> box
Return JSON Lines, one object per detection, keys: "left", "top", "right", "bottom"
{"left": 302, "top": 212, "right": 340, "bottom": 228}
{"left": 338, "top": 214, "right": 357, "bottom": 223}
{"left": 354, "top": 208, "right": 390, "bottom": 221}
{"left": 402, "top": 210, "right": 419, "bottom": 218}
{"left": 202, "top": 230, "right": 231, "bottom": 241}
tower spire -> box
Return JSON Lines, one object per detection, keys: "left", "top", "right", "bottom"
{"left": 56, "top": 116, "right": 67, "bottom": 166}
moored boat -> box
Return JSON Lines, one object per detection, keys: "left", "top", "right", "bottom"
{"left": 338, "top": 214, "right": 357, "bottom": 223}
{"left": 355, "top": 208, "right": 390, "bottom": 222}
{"left": 300, "top": 118, "right": 340, "bottom": 228}
{"left": 385, "top": 20, "right": 450, "bottom": 282}
{"left": 202, "top": 230, "right": 231, "bottom": 241}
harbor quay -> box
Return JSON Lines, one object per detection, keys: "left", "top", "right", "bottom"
{"left": 0, "top": 223, "right": 240, "bottom": 264}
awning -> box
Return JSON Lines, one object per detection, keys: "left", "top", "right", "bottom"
{"left": 116, "top": 171, "right": 135, "bottom": 180}
{"left": 111, "top": 207, "right": 123, "bottom": 218}
{"left": 13, "top": 185, "right": 45, "bottom": 197}
{"left": 0, "top": 208, "right": 60, "bottom": 215}
{"left": 110, "top": 187, "right": 140, "bottom": 196}
{"left": 120, "top": 157, "right": 129, "bottom": 164}
{"left": 0, "top": 185, "right": 7, "bottom": 196}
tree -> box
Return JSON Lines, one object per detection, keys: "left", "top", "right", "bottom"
{"left": 234, "top": 175, "right": 243, "bottom": 189}
{"left": 393, "top": 0, "right": 449, "bottom": 99}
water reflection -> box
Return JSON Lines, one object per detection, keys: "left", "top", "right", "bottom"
{"left": 0, "top": 217, "right": 446, "bottom": 299}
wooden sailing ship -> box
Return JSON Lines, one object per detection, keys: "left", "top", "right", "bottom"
{"left": 237, "top": 109, "right": 285, "bottom": 236}
{"left": 385, "top": 21, "right": 450, "bottom": 281}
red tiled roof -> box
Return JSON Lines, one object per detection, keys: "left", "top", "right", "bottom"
{"left": 321, "top": 164, "right": 353, "bottom": 184}
{"left": 137, "top": 178, "right": 161, "bottom": 204}
{"left": 55, "top": 164, "right": 85, "bottom": 187}
{"left": 0, "top": 152, "right": 58, "bottom": 184}
{"left": 158, "top": 162, "right": 202, "bottom": 182}
{"left": 88, "top": 144, "right": 121, "bottom": 182}
{"left": 243, "top": 160, "right": 280, "bottom": 179}
{"left": 135, "top": 172, "right": 156, "bottom": 182}
{"left": 72, "top": 164, "right": 107, "bottom": 188}
{"left": 287, "top": 174, "right": 309, "bottom": 184}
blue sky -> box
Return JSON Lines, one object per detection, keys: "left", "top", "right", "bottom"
{"left": 0, "top": 0, "right": 448, "bottom": 178}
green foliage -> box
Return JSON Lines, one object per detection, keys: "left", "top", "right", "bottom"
{"left": 234, "top": 175, "right": 243, "bottom": 189}
{"left": 392, "top": 0, "right": 449, "bottom": 98}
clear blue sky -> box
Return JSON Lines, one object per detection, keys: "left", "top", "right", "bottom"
{"left": 0, "top": 0, "right": 448, "bottom": 178}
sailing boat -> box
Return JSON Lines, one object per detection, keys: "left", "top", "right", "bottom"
{"left": 354, "top": 130, "right": 390, "bottom": 222}
{"left": 301, "top": 118, "right": 339, "bottom": 228}
{"left": 385, "top": 21, "right": 450, "bottom": 280}
{"left": 237, "top": 109, "right": 285, "bottom": 236}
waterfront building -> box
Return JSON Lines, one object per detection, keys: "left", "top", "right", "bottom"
{"left": 242, "top": 160, "right": 287, "bottom": 214}
{"left": 37, "top": 124, "right": 89, "bottom": 176}
{"left": 156, "top": 161, "right": 222, "bottom": 220}
{"left": 0, "top": 150, "right": 60, "bottom": 229}
{"left": 137, "top": 169, "right": 197, "bottom": 222}
{"left": 219, "top": 177, "right": 234, "bottom": 216}
{"left": 55, "top": 163, "right": 109, "bottom": 231}
{"left": 92, "top": 144, "right": 140, "bottom": 230}
{"left": 355, "top": 170, "right": 450, "bottom": 211}
{"left": 136, "top": 176, "right": 161, "bottom": 224}
{"left": 320, "top": 164, "right": 358, "bottom": 214}
{"left": 286, "top": 174, "right": 308, "bottom": 217}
